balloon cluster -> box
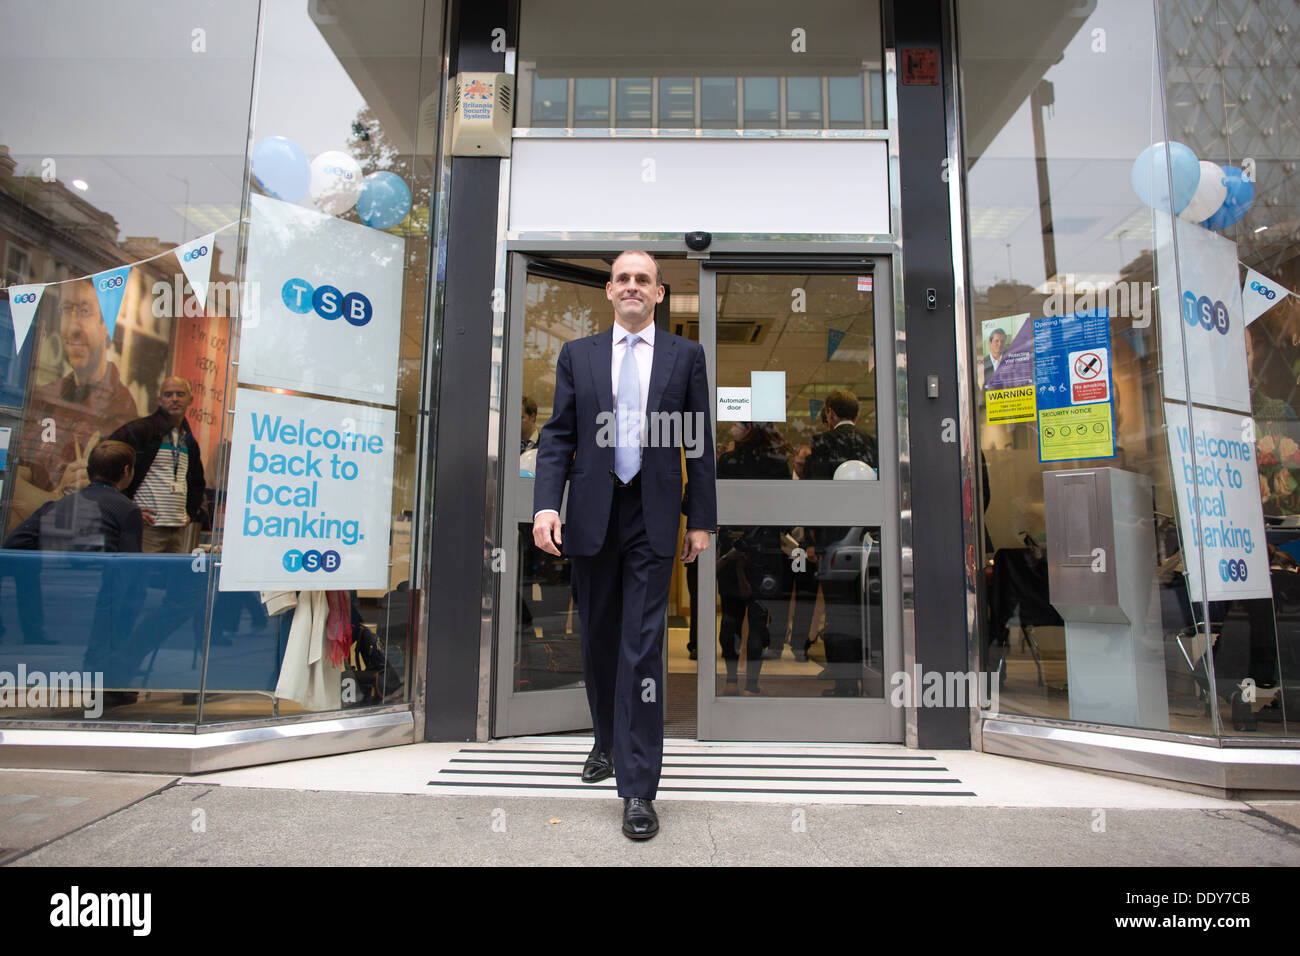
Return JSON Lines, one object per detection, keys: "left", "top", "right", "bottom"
{"left": 250, "top": 136, "right": 412, "bottom": 230}
{"left": 1131, "top": 142, "right": 1254, "bottom": 230}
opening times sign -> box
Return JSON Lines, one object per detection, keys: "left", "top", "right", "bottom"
{"left": 219, "top": 388, "right": 396, "bottom": 591}
{"left": 1034, "top": 309, "right": 1116, "bottom": 462}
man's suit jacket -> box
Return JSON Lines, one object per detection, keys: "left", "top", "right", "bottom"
{"left": 804, "top": 422, "right": 878, "bottom": 480}
{"left": 533, "top": 326, "right": 717, "bottom": 558}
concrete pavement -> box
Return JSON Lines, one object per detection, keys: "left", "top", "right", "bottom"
{"left": 2, "top": 740, "right": 1298, "bottom": 866}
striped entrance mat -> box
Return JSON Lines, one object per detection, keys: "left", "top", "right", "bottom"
{"left": 427, "top": 739, "right": 977, "bottom": 804}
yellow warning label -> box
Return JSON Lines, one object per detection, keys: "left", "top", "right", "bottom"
{"left": 985, "top": 384, "right": 1036, "bottom": 425}
{"left": 1038, "top": 403, "right": 1114, "bottom": 461}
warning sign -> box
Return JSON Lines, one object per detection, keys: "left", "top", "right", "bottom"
{"left": 985, "top": 384, "right": 1036, "bottom": 426}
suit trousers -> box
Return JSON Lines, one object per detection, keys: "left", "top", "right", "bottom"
{"left": 569, "top": 480, "right": 673, "bottom": 799}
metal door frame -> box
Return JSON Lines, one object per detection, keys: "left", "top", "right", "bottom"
{"left": 494, "top": 243, "right": 904, "bottom": 744}
{"left": 493, "top": 253, "right": 609, "bottom": 736}
{"left": 696, "top": 256, "right": 905, "bottom": 742}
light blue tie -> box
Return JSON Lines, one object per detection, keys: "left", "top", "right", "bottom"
{"left": 615, "top": 333, "right": 641, "bottom": 483}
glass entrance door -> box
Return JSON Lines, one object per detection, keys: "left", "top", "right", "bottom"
{"left": 696, "top": 258, "right": 903, "bottom": 742}
{"left": 496, "top": 252, "right": 902, "bottom": 743}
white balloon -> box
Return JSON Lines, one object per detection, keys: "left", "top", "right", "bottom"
{"left": 519, "top": 448, "right": 538, "bottom": 478}
{"left": 1179, "top": 160, "right": 1228, "bottom": 223}
{"left": 833, "top": 459, "right": 876, "bottom": 480}
{"left": 309, "top": 151, "right": 363, "bottom": 215}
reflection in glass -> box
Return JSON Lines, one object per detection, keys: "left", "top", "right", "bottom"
{"left": 715, "top": 273, "right": 877, "bottom": 479}
{"left": 659, "top": 77, "right": 694, "bottom": 128}
{"left": 515, "top": 526, "right": 583, "bottom": 693}
{"left": 785, "top": 77, "right": 822, "bottom": 129}
{"left": 701, "top": 78, "right": 738, "bottom": 128}
{"left": 616, "top": 78, "right": 652, "bottom": 127}
{"left": 715, "top": 524, "right": 882, "bottom": 698}
{"left": 531, "top": 76, "right": 568, "bottom": 125}
{"left": 516, "top": 0, "right": 884, "bottom": 131}
{"left": 743, "top": 77, "right": 779, "bottom": 127}
{"left": 575, "top": 77, "right": 611, "bottom": 126}
{"left": 828, "top": 76, "right": 865, "bottom": 128}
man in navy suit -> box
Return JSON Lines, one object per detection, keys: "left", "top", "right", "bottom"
{"left": 533, "top": 250, "right": 716, "bottom": 840}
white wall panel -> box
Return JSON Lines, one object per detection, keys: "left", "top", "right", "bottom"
{"left": 508, "top": 138, "right": 890, "bottom": 235}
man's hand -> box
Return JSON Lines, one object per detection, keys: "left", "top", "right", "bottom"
{"left": 680, "top": 528, "right": 711, "bottom": 563}
{"left": 533, "top": 512, "right": 563, "bottom": 556}
{"left": 140, "top": 507, "right": 158, "bottom": 527}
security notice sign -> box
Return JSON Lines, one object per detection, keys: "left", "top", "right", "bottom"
{"left": 219, "top": 388, "right": 396, "bottom": 591}
{"left": 239, "top": 195, "right": 404, "bottom": 405}
{"left": 1164, "top": 402, "right": 1270, "bottom": 601}
{"left": 1034, "top": 309, "right": 1115, "bottom": 462}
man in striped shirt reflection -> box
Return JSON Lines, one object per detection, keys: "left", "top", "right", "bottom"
{"left": 109, "top": 376, "right": 208, "bottom": 553}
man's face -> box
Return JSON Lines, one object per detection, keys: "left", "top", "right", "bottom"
{"left": 160, "top": 379, "right": 193, "bottom": 424}
{"left": 59, "top": 282, "right": 108, "bottom": 379}
{"left": 606, "top": 253, "right": 664, "bottom": 330}
{"left": 521, "top": 405, "right": 536, "bottom": 441}
{"left": 988, "top": 331, "right": 1007, "bottom": 360}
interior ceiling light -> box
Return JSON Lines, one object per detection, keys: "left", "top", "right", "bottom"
{"left": 968, "top": 206, "right": 1032, "bottom": 240}
{"left": 71, "top": 179, "right": 88, "bottom": 191}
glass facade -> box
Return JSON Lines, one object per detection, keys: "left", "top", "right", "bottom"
{"left": 1, "top": 0, "right": 1294, "bottom": 780}
{"left": 960, "top": 0, "right": 1299, "bottom": 739}
{"left": 515, "top": 0, "right": 885, "bottom": 130}
{"left": 0, "top": 0, "right": 442, "bottom": 727}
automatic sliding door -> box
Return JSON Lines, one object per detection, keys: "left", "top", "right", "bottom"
{"left": 697, "top": 259, "right": 903, "bottom": 742}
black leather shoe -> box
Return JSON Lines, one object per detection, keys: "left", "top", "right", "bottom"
{"left": 581, "top": 749, "right": 614, "bottom": 783}
{"left": 622, "top": 798, "right": 659, "bottom": 840}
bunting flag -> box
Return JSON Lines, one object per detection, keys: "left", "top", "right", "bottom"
{"left": 173, "top": 232, "right": 216, "bottom": 307}
{"left": 826, "top": 327, "right": 846, "bottom": 361}
{"left": 1242, "top": 267, "right": 1291, "bottom": 326}
{"left": 91, "top": 265, "right": 132, "bottom": 337}
{"left": 808, "top": 398, "right": 825, "bottom": 422}
{"left": 5, "top": 283, "right": 45, "bottom": 352}
{"left": 0, "top": 220, "right": 238, "bottom": 343}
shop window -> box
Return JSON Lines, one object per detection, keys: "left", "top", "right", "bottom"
{"left": 0, "top": 0, "right": 441, "bottom": 727}
{"left": 960, "top": 0, "right": 1300, "bottom": 739}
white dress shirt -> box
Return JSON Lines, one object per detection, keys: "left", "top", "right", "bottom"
{"left": 534, "top": 322, "right": 655, "bottom": 519}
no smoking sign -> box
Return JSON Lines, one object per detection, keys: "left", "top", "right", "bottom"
{"left": 1068, "top": 347, "right": 1110, "bottom": 404}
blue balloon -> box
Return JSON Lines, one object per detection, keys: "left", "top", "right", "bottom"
{"left": 1200, "top": 165, "right": 1255, "bottom": 231}
{"left": 357, "top": 172, "right": 411, "bottom": 230}
{"left": 1131, "top": 141, "right": 1200, "bottom": 214}
{"left": 251, "top": 136, "right": 310, "bottom": 202}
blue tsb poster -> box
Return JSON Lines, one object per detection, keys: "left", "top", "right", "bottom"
{"left": 1033, "top": 308, "right": 1115, "bottom": 462}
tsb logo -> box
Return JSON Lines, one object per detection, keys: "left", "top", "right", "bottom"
{"left": 98, "top": 275, "right": 125, "bottom": 292}
{"left": 281, "top": 278, "right": 373, "bottom": 327}
{"left": 321, "top": 165, "right": 354, "bottom": 180}
{"left": 282, "top": 549, "right": 342, "bottom": 573}
{"left": 10, "top": 292, "right": 37, "bottom": 304}
{"left": 1181, "top": 290, "right": 1229, "bottom": 335}
{"left": 1250, "top": 280, "right": 1277, "bottom": 301}
{"left": 182, "top": 244, "right": 209, "bottom": 263}
{"left": 1218, "top": 558, "right": 1248, "bottom": 582}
